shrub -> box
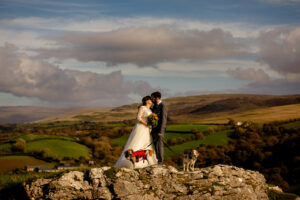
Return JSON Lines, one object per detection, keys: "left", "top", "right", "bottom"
{"left": 26, "top": 134, "right": 35, "bottom": 141}
{"left": 167, "top": 138, "right": 177, "bottom": 145}
{"left": 267, "top": 189, "right": 297, "bottom": 200}
{"left": 191, "top": 128, "right": 198, "bottom": 133}
{"left": 82, "top": 136, "right": 93, "bottom": 147}
{"left": 228, "top": 118, "right": 235, "bottom": 126}
{"left": 207, "top": 127, "right": 216, "bottom": 134}
{"left": 196, "top": 132, "right": 204, "bottom": 140}
{"left": 176, "top": 137, "right": 185, "bottom": 144}
{"left": 12, "top": 138, "right": 26, "bottom": 152}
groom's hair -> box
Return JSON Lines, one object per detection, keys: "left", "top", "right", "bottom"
{"left": 151, "top": 91, "right": 161, "bottom": 99}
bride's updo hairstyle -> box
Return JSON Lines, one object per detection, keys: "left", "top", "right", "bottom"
{"left": 142, "top": 96, "right": 151, "bottom": 105}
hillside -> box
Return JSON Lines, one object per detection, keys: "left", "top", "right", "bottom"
{"left": 45, "top": 94, "right": 300, "bottom": 124}
{"left": 1, "top": 94, "right": 300, "bottom": 124}
{"left": 0, "top": 106, "right": 110, "bottom": 124}
{"left": 1, "top": 95, "right": 300, "bottom": 198}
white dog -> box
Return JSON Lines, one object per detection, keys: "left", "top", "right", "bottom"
{"left": 183, "top": 150, "right": 199, "bottom": 171}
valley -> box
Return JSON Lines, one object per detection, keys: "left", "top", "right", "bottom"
{"left": 0, "top": 94, "right": 300, "bottom": 198}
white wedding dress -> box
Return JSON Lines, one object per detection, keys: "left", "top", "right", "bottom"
{"left": 115, "top": 106, "right": 158, "bottom": 169}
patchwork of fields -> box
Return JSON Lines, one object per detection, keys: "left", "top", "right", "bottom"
{"left": 25, "top": 139, "right": 90, "bottom": 160}
{"left": 112, "top": 124, "right": 216, "bottom": 146}
{"left": 0, "top": 134, "right": 90, "bottom": 174}
{"left": 0, "top": 156, "right": 51, "bottom": 174}
{"left": 112, "top": 124, "right": 232, "bottom": 157}
{"left": 1, "top": 95, "right": 300, "bottom": 198}
{"left": 164, "top": 130, "right": 232, "bottom": 157}
{"left": 2, "top": 119, "right": 299, "bottom": 174}
{"left": 0, "top": 119, "right": 298, "bottom": 176}
{"left": 282, "top": 120, "right": 300, "bottom": 129}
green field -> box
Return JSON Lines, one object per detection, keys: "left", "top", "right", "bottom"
{"left": 164, "top": 132, "right": 194, "bottom": 140}
{"left": 164, "top": 130, "right": 232, "bottom": 157}
{"left": 166, "top": 124, "right": 217, "bottom": 132}
{"left": 112, "top": 124, "right": 232, "bottom": 158}
{"left": 0, "top": 171, "right": 61, "bottom": 191}
{"left": 112, "top": 135, "right": 130, "bottom": 146}
{"left": 0, "top": 135, "right": 77, "bottom": 156}
{"left": 9, "top": 134, "right": 75, "bottom": 142}
{"left": 112, "top": 124, "right": 218, "bottom": 147}
{"left": 25, "top": 139, "right": 90, "bottom": 159}
{"left": 282, "top": 120, "right": 300, "bottom": 129}
{"left": 112, "top": 131, "right": 195, "bottom": 146}
{"left": 0, "top": 156, "right": 51, "bottom": 173}
{"left": 0, "top": 143, "right": 12, "bottom": 151}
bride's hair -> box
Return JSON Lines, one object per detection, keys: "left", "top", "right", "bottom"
{"left": 142, "top": 96, "right": 151, "bottom": 105}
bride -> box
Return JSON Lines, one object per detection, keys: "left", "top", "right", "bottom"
{"left": 115, "top": 96, "right": 158, "bottom": 168}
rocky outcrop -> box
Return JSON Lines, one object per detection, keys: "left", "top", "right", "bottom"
{"left": 24, "top": 164, "right": 270, "bottom": 200}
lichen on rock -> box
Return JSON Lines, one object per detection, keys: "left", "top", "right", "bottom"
{"left": 25, "top": 164, "right": 271, "bottom": 200}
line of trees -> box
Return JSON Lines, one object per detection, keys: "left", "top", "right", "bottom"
{"left": 165, "top": 120, "right": 300, "bottom": 195}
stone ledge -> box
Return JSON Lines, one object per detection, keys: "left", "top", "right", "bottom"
{"left": 25, "top": 164, "right": 271, "bottom": 200}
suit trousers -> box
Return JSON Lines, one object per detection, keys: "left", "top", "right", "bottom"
{"left": 153, "top": 134, "right": 164, "bottom": 164}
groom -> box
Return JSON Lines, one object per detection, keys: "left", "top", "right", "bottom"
{"left": 151, "top": 91, "right": 168, "bottom": 164}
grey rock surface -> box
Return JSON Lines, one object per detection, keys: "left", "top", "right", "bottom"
{"left": 25, "top": 164, "right": 270, "bottom": 200}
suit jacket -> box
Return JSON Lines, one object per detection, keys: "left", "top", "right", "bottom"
{"left": 151, "top": 102, "right": 168, "bottom": 136}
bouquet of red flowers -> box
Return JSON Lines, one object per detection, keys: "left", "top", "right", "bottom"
{"left": 148, "top": 113, "right": 158, "bottom": 128}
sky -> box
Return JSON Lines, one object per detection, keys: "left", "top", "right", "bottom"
{"left": 0, "top": 0, "right": 299, "bottom": 107}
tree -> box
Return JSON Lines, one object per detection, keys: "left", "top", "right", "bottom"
{"left": 12, "top": 138, "right": 26, "bottom": 152}
{"left": 196, "top": 132, "right": 204, "bottom": 140}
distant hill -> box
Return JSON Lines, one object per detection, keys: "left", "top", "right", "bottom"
{"left": 0, "top": 106, "right": 109, "bottom": 124}
{"left": 165, "top": 94, "right": 300, "bottom": 123}
{"left": 190, "top": 95, "right": 300, "bottom": 114}
{"left": 87, "top": 94, "right": 300, "bottom": 123}
{"left": 1, "top": 94, "right": 300, "bottom": 124}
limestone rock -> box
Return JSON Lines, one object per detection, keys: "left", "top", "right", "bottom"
{"left": 25, "top": 164, "right": 273, "bottom": 200}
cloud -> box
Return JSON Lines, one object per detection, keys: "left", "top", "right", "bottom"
{"left": 226, "top": 32, "right": 300, "bottom": 93}
{"left": 173, "top": 78, "right": 300, "bottom": 97}
{"left": 258, "top": 26, "right": 300, "bottom": 76}
{"left": 227, "top": 67, "right": 270, "bottom": 83}
{"left": 224, "top": 26, "right": 300, "bottom": 95}
{"left": 235, "top": 79, "right": 300, "bottom": 95}
{"left": 0, "top": 16, "right": 266, "bottom": 38}
{"left": 0, "top": 43, "right": 153, "bottom": 107}
{"left": 258, "top": 0, "right": 300, "bottom": 5}
{"left": 1, "top": 0, "right": 94, "bottom": 7}
{"left": 32, "top": 27, "right": 249, "bottom": 67}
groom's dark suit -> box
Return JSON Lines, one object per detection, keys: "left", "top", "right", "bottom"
{"left": 151, "top": 101, "right": 167, "bottom": 164}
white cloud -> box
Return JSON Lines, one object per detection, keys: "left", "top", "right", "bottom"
{"left": 0, "top": 43, "right": 153, "bottom": 107}
{"left": 1, "top": 15, "right": 299, "bottom": 101}
{"left": 0, "top": 16, "right": 271, "bottom": 38}
{"left": 0, "top": 29, "right": 51, "bottom": 50}
{"left": 52, "top": 57, "right": 283, "bottom": 80}
{"left": 227, "top": 67, "right": 270, "bottom": 83}
{"left": 32, "top": 27, "right": 249, "bottom": 67}
{"left": 259, "top": 27, "right": 300, "bottom": 76}
{"left": 258, "top": 0, "right": 300, "bottom": 5}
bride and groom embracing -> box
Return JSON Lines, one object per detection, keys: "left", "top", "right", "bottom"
{"left": 115, "top": 91, "right": 168, "bottom": 169}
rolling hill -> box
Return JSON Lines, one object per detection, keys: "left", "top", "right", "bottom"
{"left": 1, "top": 94, "right": 300, "bottom": 124}
{"left": 0, "top": 106, "right": 110, "bottom": 124}
{"left": 67, "top": 94, "right": 300, "bottom": 124}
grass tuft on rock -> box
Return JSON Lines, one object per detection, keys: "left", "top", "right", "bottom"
{"left": 103, "top": 167, "right": 121, "bottom": 180}
{"left": 267, "top": 189, "right": 298, "bottom": 200}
